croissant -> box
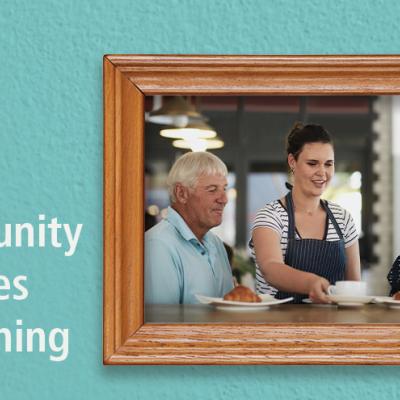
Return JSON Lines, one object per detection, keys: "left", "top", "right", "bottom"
{"left": 393, "top": 291, "right": 400, "bottom": 301}
{"left": 223, "top": 285, "right": 262, "bottom": 303}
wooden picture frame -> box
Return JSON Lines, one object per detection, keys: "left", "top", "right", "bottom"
{"left": 103, "top": 55, "right": 400, "bottom": 365}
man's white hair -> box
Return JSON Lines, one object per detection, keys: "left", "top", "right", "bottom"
{"left": 167, "top": 151, "right": 228, "bottom": 203}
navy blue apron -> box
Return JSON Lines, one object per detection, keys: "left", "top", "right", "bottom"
{"left": 275, "top": 191, "right": 346, "bottom": 304}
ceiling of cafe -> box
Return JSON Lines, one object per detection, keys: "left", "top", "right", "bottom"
{"left": 145, "top": 95, "right": 375, "bottom": 172}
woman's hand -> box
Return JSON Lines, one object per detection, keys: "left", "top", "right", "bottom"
{"left": 307, "top": 276, "right": 331, "bottom": 304}
{"left": 253, "top": 228, "right": 334, "bottom": 302}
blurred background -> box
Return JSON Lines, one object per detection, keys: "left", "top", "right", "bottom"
{"left": 144, "top": 95, "right": 400, "bottom": 295}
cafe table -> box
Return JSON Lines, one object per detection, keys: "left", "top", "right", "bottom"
{"left": 145, "top": 303, "right": 400, "bottom": 324}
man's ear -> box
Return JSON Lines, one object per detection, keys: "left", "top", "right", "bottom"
{"left": 174, "top": 183, "right": 190, "bottom": 204}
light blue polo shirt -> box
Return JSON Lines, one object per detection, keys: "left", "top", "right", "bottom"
{"left": 145, "top": 207, "right": 234, "bottom": 304}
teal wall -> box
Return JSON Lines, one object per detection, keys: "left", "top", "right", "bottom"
{"left": 1, "top": 0, "right": 400, "bottom": 398}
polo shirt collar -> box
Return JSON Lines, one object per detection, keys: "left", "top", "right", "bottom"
{"left": 166, "top": 206, "right": 211, "bottom": 244}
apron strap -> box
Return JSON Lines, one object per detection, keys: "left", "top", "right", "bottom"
{"left": 285, "top": 192, "right": 296, "bottom": 239}
{"left": 285, "top": 192, "right": 344, "bottom": 240}
{"left": 321, "top": 200, "right": 344, "bottom": 240}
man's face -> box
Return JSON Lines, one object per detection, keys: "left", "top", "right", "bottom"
{"left": 185, "top": 173, "right": 228, "bottom": 234}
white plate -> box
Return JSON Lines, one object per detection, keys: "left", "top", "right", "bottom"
{"left": 328, "top": 295, "right": 374, "bottom": 306}
{"left": 195, "top": 293, "right": 293, "bottom": 311}
{"left": 373, "top": 297, "right": 400, "bottom": 309}
{"left": 371, "top": 296, "right": 393, "bottom": 303}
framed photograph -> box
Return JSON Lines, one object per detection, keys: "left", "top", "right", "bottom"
{"left": 103, "top": 55, "right": 400, "bottom": 365}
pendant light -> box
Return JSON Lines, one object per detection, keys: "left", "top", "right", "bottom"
{"left": 172, "top": 137, "right": 224, "bottom": 152}
{"left": 146, "top": 96, "right": 204, "bottom": 127}
{"left": 160, "top": 120, "right": 217, "bottom": 140}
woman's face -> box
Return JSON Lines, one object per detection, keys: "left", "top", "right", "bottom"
{"left": 289, "top": 142, "right": 335, "bottom": 197}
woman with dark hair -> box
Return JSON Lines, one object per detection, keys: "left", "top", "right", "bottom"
{"left": 250, "top": 123, "right": 361, "bottom": 304}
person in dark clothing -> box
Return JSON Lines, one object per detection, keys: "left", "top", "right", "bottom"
{"left": 387, "top": 255, "right": 400, "bottom": 296}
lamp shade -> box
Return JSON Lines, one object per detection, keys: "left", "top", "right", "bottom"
{"left": 147, "top": 96, "right": 204, "bottom": 127}
{"left": 172, "top": 137, "right": 224, "bottom": 152}
{"left": 160, "top": 121, "right": 217, "bottom": 139}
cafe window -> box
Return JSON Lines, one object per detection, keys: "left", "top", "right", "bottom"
{"left": 246, "top": 171, "right": 287, "bottom": 246}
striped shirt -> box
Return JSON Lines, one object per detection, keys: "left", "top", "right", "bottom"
{"left": 249, "top": 199, "right": 359, "bottom": 295}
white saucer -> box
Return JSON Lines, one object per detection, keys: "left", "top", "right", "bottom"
{"left": 302, "top": 298, "right": 337, "bottom": 307}
{"left": 372, "top": 296, "right": 393, "bottom": 303}
{"left": 328, "top": 295, "right": 374, "bottom": 306}
{"left": 195, "top": 293, "right": 293, "bottom": 311}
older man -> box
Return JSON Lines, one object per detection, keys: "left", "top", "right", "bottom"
{"left": 145, "top": 152, "right": 234, "bottom": 304}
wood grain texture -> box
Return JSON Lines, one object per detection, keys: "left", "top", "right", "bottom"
{"left": 103, "top": 54, "right": 400, "bottom": 365}
{"left": 106, "top": 54, "right": 400, "bottom": 95}
{"left": 113, "top": 324, "right": 400, "bottom": 365}
{"left": 103, "top": 57, "right": 144, "bottom": 362}
{"left": 119, "top": 68, "right": 144, "bottom": 343}
{"left": 103, "top": 57, "right": 116, "bottom": 360}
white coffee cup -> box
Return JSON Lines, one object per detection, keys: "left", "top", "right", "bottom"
{"left": 327, "top": 281, "right": 367, "bottom": 297}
